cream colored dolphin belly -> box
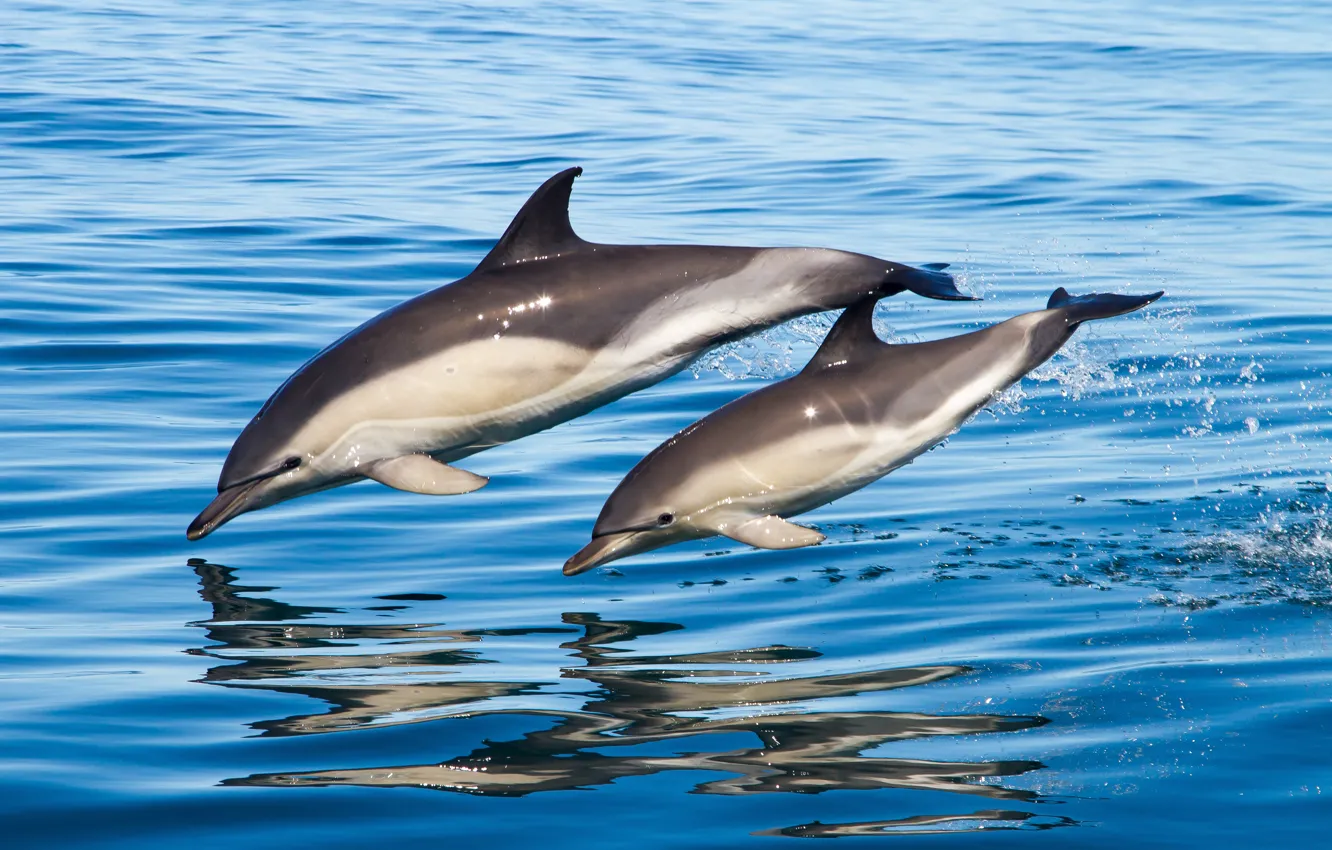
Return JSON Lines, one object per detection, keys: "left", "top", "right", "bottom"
{"left": 297, "top": 333, "right": 691, "bottom": 477}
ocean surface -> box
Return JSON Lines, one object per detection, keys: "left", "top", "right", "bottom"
{"left": 3, "top": 1, "right": 1330, "bottom": 846}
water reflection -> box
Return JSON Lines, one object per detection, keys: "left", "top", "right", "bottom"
{"left": 189, "top": 560, "right": 560, "bottom": 734}
{"left": 756, "top": 810, "right": 1079, "bottom": 837}
{"left": 191, "top": 561, "right": 1049, "bottom": 809}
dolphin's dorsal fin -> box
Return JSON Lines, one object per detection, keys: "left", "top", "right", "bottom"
{"left": 475, "top": 167, "right": 589, "bottom": 273}
{"left": 802, "top": 295, "right": 885, "bottom": 372}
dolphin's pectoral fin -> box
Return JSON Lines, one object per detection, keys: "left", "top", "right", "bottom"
{"left": 719, "top": 515, "right": 826, "bottom": 550}
{"left": 364, "top": 455, "right": 489, "bottom": 495}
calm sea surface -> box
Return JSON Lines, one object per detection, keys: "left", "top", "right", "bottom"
{"left": 3, "top": 1, "right": 1330, "bottom": 846}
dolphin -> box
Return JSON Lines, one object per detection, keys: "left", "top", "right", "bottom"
{"left": 564, "top": 286, "right": 1163, "bottom": 574}
{"left": 188, "top": 167, "right": 973, "bottom": 540}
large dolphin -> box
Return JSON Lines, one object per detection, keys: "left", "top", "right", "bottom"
{"left": 564, "top": 286, "right": 1163, "bottom": 574}
{"left": 188, "top": 167, "right": 972, "bottom": 539}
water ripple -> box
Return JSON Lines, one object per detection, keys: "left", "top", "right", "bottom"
{"left": 2, "top": 1, "right": 1330, "bottom": 847}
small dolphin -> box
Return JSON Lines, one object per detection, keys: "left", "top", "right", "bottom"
{"left": 564, "top": 286, "right": 1163, "bottom": 574}
{"left": 189, "top": 167, "right": 972, "bottom": 540}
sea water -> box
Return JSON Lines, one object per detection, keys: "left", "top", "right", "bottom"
{"left": 2, "top": 2, "right": 1329, "bottom": 846}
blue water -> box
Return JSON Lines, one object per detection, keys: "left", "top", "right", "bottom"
{"left": 3, "top": 1, "right": 1330, "bottom": 846}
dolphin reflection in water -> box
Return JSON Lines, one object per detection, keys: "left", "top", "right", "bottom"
{"left": 756, "top": 810, "right": 1079, "bottom": 838}
{"left": 191, "top": 561, "right": 1050, "bottom": 809}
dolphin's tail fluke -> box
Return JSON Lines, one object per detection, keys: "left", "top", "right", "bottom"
{"left": 886, "top": 262, "right": 980, "bottom": 302}
{"left": 1047, "top": 287, "right": 1164, "bottom": 329}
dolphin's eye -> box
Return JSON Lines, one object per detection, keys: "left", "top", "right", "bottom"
{"left": 282, "top": 456, "right": 302, "bottom": 471}
{"left": 657, "top": 512, "right": 674, "bottom": 527}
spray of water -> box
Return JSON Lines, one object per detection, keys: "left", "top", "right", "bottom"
{"left": 688, "top": 274, "right": 966, "bottom": 381}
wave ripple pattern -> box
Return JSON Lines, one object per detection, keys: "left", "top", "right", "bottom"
{"left": 2, "top": 2, "right": 1330, "bottom": 848}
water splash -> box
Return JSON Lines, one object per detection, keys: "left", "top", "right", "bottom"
{"left": 1183, "top": 499, "right": 1332, "bottom": 606}
{"left": 689, "top": 306, "right": 922, "bottom": 381}
{"left": 688, "top": 316, "right": 826, "bottom": 380}
{"left": 1012, "top": 494, "right": 1332, "bottom": 606}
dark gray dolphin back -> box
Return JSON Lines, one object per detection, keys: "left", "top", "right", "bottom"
{"left": 808, "top": 287, "right": 1166, "bottom": 378}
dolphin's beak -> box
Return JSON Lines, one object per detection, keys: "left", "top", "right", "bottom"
{"left": 563, "top": 531, "right": 644, "bottom": 576}
{"left": 186, "top": 481, "right": 259, "bottom": 541}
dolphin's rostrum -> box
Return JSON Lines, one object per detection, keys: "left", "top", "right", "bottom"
{"left": 565, "top": 286, "right": 1164, "bottom": 574}
{"left": 189, "top": 167, "right": 971, "bottom": 539}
